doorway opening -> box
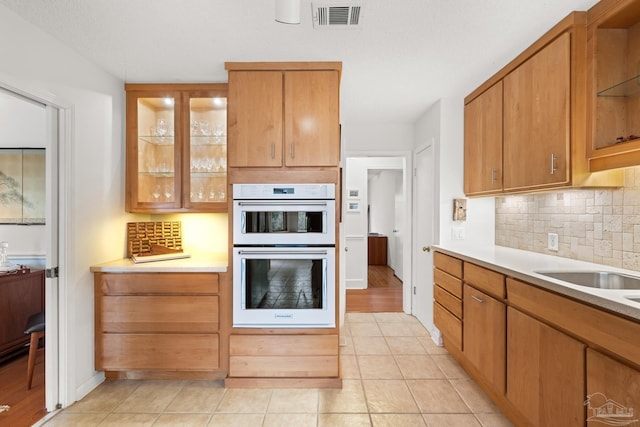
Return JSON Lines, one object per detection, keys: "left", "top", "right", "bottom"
{"left": 0, "top": 85, "right": 61, "bottom": 426}
{"left": 342, "top": 155, "right": 411, "bottom": 314}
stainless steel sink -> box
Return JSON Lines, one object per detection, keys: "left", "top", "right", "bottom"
{"left": 535, "top": 271, "right": 640, "bottom": 290}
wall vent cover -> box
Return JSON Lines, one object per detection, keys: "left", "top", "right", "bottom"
{"left": 312, "top": 2, "right": 363, "bottom": 29}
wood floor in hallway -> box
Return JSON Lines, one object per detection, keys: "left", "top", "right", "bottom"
{"left": 0, "top": 348, "right": 46, "bottom": 427}
{"left": 346, "top": 265, "right": 403, "bottom": 312}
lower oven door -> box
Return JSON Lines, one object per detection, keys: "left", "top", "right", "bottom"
{"left": 233, "top": 246, "right": 336, "bottom": 328}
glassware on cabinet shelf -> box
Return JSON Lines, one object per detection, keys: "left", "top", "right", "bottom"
{"left": 137, "top": 97, "right": 176, "bottom": 204}
{"left": 189, "top": 96, "right": 227, "bottom": 203}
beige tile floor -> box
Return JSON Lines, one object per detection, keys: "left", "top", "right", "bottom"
{"left": 39, "top": 313, "right": 514, "bottom": 427}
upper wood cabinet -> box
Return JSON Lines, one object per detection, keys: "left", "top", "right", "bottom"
{"left": 503, "top": 33, "right": 571, "bottom": 191}
{"left": 226, "top": 62, "right": 341, "bottom": 168}
{"left": 587, "top": 0, "right": 640, "bottom": 171}
{"left": 464, "top": 82, "right": 503, "bottom": 195}
{"left": 125, "top": 84, "right": 228, "bottom": 213}
{"left": 464, "top": 12, "right": 623, "bottom": 196}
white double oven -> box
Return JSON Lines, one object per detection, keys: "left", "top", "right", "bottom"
{"left": 232, "top": 183, "right": 336, "bottom": 328}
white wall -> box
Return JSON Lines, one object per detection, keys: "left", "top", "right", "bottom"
{"left": 0, "top": 5, "right": 133, "bottom": 405}
{"left": 341, "top": 123, "right": 414, "bottom": 152}
{"left": 0, "top": 91, "right": 46, "bottom": 256}
{"left": 414, "top": 98, "right": 494, "bottom": 248}
{"left": 368, "top": 170, "right": 403, "bottom": 272}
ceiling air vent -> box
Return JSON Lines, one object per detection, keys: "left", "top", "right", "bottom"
{"left": 312, "top": 2, "right": 364, "bottom": 29}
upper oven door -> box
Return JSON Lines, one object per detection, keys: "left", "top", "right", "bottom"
{"left": 233, "top": 199, "right": 336, "bottom": 246}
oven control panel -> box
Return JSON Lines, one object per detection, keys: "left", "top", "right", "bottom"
{"left": 233, "top": 183, "right": 335, "bottom": 200}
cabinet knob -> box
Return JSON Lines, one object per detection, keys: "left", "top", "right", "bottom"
{"left": 422, "top": 246, "right": 431, "bottom": 252}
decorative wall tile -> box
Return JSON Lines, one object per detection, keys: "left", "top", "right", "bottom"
{"left": 495, "top": 167, "right": 640, "bottom": 272}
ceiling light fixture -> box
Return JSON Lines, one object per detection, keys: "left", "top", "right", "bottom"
{"left": 276, "top": 0, "right": 300, "bottom": 24}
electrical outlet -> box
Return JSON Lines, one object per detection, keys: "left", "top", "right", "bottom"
{"left": 548, "top": 233, "right": 559, "bottom": 251}
{"left": 451, "top": 227, "right": 466, "bottom": 240}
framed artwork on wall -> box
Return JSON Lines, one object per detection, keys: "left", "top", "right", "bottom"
{"left": 347, "top": 200, "right": 361, "bottom": 213}
{"left": 0, "top": 148, "right": 45, "bottom": 224}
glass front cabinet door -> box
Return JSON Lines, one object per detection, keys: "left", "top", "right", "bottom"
{"left": 125, "top": 84, "right": 228, "bottom": 213}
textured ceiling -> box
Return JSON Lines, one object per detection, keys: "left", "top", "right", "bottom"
{"left": 0, "top": 0, "right": 600, "bottom": 124}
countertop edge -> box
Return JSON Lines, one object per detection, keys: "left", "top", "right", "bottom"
{"left": 433, "top": 245, "right": 640, "bottom": 322}
{"left": 90, "top": 255, "right": 228, "bottom": 273}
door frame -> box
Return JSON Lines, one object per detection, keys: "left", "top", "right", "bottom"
{"left": 0, "top": 76, "right": 71, "bottom": 412}
{"left": 342, "top": 149, "right": 413, "bottom": 314}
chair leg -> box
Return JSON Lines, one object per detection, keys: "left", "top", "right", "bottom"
{"left": 27, "top": 330, "right": 45, "bottom": 390}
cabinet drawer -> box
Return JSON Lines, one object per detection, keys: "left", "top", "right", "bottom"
{"left": 434, "top": 252, "right": 462, "bottom": 278}
{"left": 463, "top": 263, "right": 505, "bottom": 299}
{"left": 434, "top": 302, "right": 462, "bottom": 351}
{"left": 230, "top": 335, "right": 338, "bottom": 356}
{"left": 101, "top": 295, "right": 219, "bottom": 333}
{"left": 100, "top": 273, "right": 219, "bottom": 295}
{"left": 99, "top": 333, "right": 219, "bottom": 371}
{"left": 434, "top": 285, "right": 462, "bottom": 319}
{"left": 434, "top": 268, "right": 463, "bottom": 298}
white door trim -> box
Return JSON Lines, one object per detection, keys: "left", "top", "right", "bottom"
{"left": 342, "top": 149, "right": 413, "bottom": 314}
{"left": 0, "top": 75, "right": 72, "bottom": 412}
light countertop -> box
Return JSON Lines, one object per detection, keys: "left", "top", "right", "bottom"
{"left": 90, "top": 252, "right": 228, "bottom": 273}
{"left": 434, "top": 244, "right": 640, "bottom": 321}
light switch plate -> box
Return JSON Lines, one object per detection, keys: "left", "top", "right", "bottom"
{"left": 548, "top": 233, "right": 559, "bottom": 251}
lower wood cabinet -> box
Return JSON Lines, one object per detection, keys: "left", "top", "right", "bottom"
{"left": 0, "top": 269, "right": 45, "bottom": 362}
{"left": 507, "top": 307, "right": 585, "bottom": 427}
{"left": 228, "top": 334, "right": 339, "bottom": 378}
{"left": 433, "top": 252, "right": 463, "bottom": 351}
{"left": 433, "top": 250, "right": 640, "bottom": 427}
{"left": 463, "top": 284, "right": 506, "bottom": 395}
{"left": 586, "top": 349, "right": 640, "bottom": 427}
{"left": 226, "top": 333, "right": 341, "bottom": 388}
{"left": 94, "top": 272, "right": 223, "bottom": 377}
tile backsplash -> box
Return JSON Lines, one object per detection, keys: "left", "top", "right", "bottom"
{"left": 495, "top": 167, "right": 640, "bottom": 271}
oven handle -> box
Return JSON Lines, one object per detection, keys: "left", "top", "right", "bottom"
{"left": 236, "top": 201, "right": 330, "bottom": 206}
{"left": 236, "top": 249, "right": 329, "bottom": 256}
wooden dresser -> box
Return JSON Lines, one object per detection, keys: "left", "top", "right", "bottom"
{"left": 368, "top": 235, "right": 388, "bottom": 265}
{"left": 0, "top": 269, "right": 45, "bottom": 362}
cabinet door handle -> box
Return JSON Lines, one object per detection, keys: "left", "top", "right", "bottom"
{"left": 290, "top": 142, "right": 295, "bottom": 159}
{"left": 271, "top": 143, "right": 275, "bottom": 159}
{"left": 550, "top": 153, "right": 557, "bottom": 174}
{"left": 471, "top": 295, "right": 484, "bottom": 303}
{"left": 491, "top": 167, "right": 497, "bottom": 183}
